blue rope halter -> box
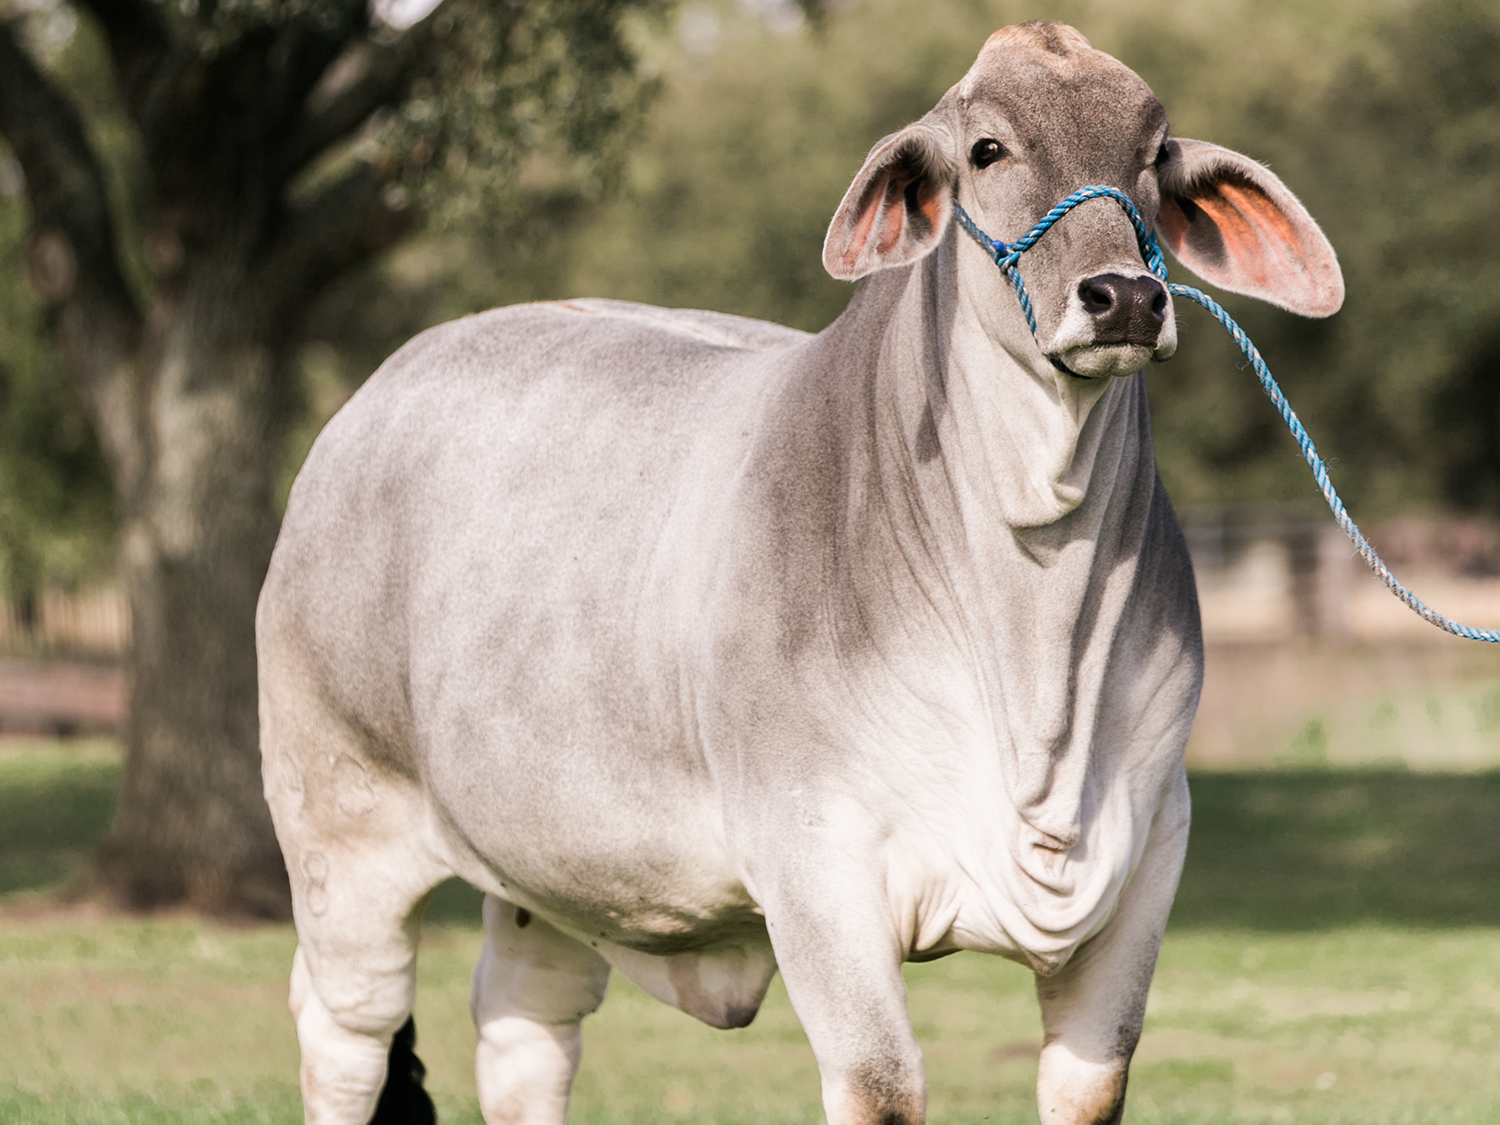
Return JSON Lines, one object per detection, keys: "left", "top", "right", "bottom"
{"left": 955, "top": 186, "right": 1500, "bottom": 643}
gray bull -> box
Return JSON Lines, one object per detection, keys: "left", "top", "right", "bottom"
{"left": 258, "top": 20, "right": 1342, "bottom": 1125}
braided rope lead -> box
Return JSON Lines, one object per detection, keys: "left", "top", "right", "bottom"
{"left": 955, "top": 187, "right": 1500, "bottom": 643}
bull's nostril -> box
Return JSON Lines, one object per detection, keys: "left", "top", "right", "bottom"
{"left": 1079, "top": 282, "right": 1113, "bottom": 315}
{"left": 1079, "top": 273, "right": 1166, "bottom": 343}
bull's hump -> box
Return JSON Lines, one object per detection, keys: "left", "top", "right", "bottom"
{"left": 547, "top": 298, "right": 809, "bottom": 353}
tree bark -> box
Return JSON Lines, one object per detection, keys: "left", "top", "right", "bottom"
{"left": 97, "top": 267, "right": 291, "bottom": 915}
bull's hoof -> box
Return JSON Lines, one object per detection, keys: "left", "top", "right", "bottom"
{"left": 369, "top": 1017, "right": 436, "bottom": 1125}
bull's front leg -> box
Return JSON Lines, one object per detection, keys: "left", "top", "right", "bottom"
{"left": 1034, "top": 772, "right": 1190, "bottom": 1125}
{"left": 760, "top": 843, "right": 927, "bottom": 1125}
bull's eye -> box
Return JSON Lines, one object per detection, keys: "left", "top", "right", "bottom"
{"left": 970, "top": 139, "right": 1004, "bottom": 169}
{"left": 1154, "top": 142, "right": 1171, "bottom": 170}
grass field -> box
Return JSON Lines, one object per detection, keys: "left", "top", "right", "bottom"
{"left": 3, "top": 738, "right": 1499, "bottom": 1124}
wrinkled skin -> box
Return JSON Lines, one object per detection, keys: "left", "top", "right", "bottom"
{"left": 258, "top": 21, "right": 1342, "bottom": 1125}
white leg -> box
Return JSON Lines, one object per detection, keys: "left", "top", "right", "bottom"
{"left": 285, "top": 833, "right": 447, "bottom": 1125}
{"left": 261, "top": 689, "right": 449, "bottom": 1124}
{"left": 1035, "top": 773, "right": 1190, "bottom": 1125}
{"left": 471, "top": 896, "right": 612, "bottom": 1125}
{"left": 290, "top": 947, "right": 406, "bottom": 1124}
{"left": 285, "top": 851, "right": 439, "bottom": 1125}
{"left": 762, "top": 872, "right": 926, "bottom": 1125}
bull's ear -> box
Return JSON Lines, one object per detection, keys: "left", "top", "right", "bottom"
{"left": 823, "top": 118, "right": 958, "bottom": 281}
{"left": 1157, "top": 138, "right": 1344, "bottom": 317}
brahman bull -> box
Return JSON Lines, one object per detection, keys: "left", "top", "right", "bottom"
{"left": 258, "top": 20, "right": 1342, "bottom": 1125}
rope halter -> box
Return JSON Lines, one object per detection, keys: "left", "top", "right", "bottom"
{"left": 954, "top": 186, "right": 1500, "bottom": 643}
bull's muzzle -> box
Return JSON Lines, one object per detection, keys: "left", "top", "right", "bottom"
{"left": 1077, "top": 273, "right": 1167, "bottom": 345}
{"left": 1048, "top": 271, "right": 1177, "bottom": 379}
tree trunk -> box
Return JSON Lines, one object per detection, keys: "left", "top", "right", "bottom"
{"left": 96, "top": 268, "right": 292, "bottom": 917}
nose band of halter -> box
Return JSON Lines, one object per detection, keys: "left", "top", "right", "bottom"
{"left": 953, "top": 185, "right": 1166, "bottom": 337}
{"left": 953, "top": 185, "right": 1500, "bottom": 645}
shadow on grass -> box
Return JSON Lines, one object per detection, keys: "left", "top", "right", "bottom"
{"left": 4, "top": 748, "right": 1497, "bottom": 930}
{"left": 0, "top": 745, "right": 118, "bottom": 898}
{"left": 0, "top": 744, "right": 491, "bottom": 924}
{"left": 1173, "top": 770, "right": 1500, "bottom": 929}
{"left": 425, "top": 875, "right": 486, "bottom": 925}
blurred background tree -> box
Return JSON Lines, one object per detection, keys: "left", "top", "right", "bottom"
{"left": 308, "top": 0, "right": 1500, "bottom": 516}
{"left": 0, "top": 0, "right": 673, "bottom": 915}
{"left": 1, "top": 0, "right": 1498, "bottom": 916}
{"left": 0, "top": 172, "right": 115, "bottom": 639}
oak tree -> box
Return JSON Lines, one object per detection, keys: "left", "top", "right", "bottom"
{"left": 0, "top": 0, "right": 660, "bottom": 915}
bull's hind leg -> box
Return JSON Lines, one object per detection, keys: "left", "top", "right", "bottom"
{"left": 470, "top": 895, "right": 611, "bottom": 1125}
{"left": 282, "top": 819, "right": 450, "bottom": 1124}
{"left": 262, "top": 696, "right": 451, "bottom": 1123}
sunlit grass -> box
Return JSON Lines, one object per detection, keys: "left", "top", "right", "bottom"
{"left": 1189, "top": 642, "right": 1500, "bottom": 774}
{"left": 3, "top": 917, "right": 1498, "bottom": 1124}
{"left": 4, "top": 739, "right": 1500, "bottom": 1123}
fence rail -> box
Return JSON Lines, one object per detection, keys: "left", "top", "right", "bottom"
{"left": 0, "top": 586, "right": 130, "bottom": 658}
{"left": 2, "top": 507, "right": 1499, "bottom": 659}
{"left": 1180, "top": 505, "right": 1500, "bottom": 644}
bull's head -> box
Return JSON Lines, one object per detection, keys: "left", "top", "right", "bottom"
{"left": 822, "top": 21, "right": 1344, "bottom": 380}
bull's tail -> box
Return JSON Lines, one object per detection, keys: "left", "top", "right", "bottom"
{"left": 369, "top": 1017, "right": 436, "bottom": 1125}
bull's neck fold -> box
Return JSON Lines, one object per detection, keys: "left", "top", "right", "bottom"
{"left": 809, "top": 228, "right": 1165, "bottom": 961}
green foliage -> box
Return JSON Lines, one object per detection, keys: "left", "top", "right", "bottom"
{"left": 330, "top": 0, "right": 1500, "bottom": 520}
{"left": 0, "top": 14, "right": 155, "bottom": 604}
{"left": 10, "top": 0, "right": 1500, "bottom": 552}
{"left": 384, "top": 0, "right": 672, "bottom": 234}
{"left": 0, "top": 193, "right": 115, "bottom": 604}
{"left": 1217, "top": 0, "right": 1500, "bottom": 518}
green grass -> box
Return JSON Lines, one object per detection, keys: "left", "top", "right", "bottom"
{"left": 3, "top": 740, "right": 1500, "bottom": 1123}
{"left": 1177, "top": 771, "right": 1500, "bottom": 928}
{"left": 3, "top": 920, "right": 1497, "bottom": 1124}
{"left": 0, "top": 738, "right": 118, "bottom": 899}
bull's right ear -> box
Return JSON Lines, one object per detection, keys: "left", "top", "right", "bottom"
{"left": 1157, "top": 138, "right": 1344, "bottom": 317}
{"left": 823, "top": 119, "right": 958, "bottom": 281}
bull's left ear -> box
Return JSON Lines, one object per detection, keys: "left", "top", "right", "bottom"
{"left": 1158, "top": 138, "right": 1344, "bottom": 317}
{"left": 823, "top": 116, "right": 958, "bottom": 281}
